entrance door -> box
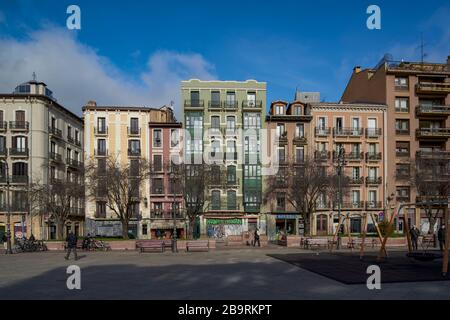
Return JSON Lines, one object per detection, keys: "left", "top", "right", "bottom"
{"left": 316, "top": 214, "right": 328, "bottom": 236}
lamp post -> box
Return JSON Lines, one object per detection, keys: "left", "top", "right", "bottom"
{"left": 169, "top": 172, "right": 178, "bottom": 253}
{"left": 335, "top": 146, "right": 346, "bottom": 250}
{"left": 2, "top": 161, "right": 12, "bottom": 254}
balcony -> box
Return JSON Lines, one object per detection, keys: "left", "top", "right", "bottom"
{"left": 315, "top": 202, "right": 331, "bottom": 210}
{"left": 225, "top": 152, "right": 238, "bottom": 161}
{"left": 314, "top": 150, "right": 330, "bottom": 161}
{"left": 396, "top": 196, "right": 411, "bottom": 203}
{"left": 315, "top": 127, "right": 331, "bottom": 137}
{"left": 224, "top": 101, "right": 238, "bottom": 109}
{"left": 366, "top": 128, "right": 382, "bottom": 138}
{"left": 128, "top": 127, "right": 141, "bottom": 136}
{"left": 221, "top": 127, "right": 237, "bottom": 137}
{"left": 9, "top": 121, "right": 29, "bottom": 131}
{"left": 348, "top": 177, "right": 364, "bottom": 185}
{"left": 0, "top": 148, "right": 7, "bottom": 157}
{"left": 0, "top": 121, "right": 7, "bottom": 131}
{"left": 11, "top": 175, "right": 29, "bottom": 184}
{"left": 396, "top": 150, "right": 410, "bottom": 158}
{"left": 416, "top": 105, "right": 450, "bottom": 116}
{"left": 150, "top": 209, "right": 184, "bottom": 219}
{"left": 396, "top": 129, "right": 410, "bottom": 135}
{"left": 365, "top": 201, "right": 383, "bottom": 210}
{"left": 67, "top": 136, "right": 75, "bottom": 144}
{"left": 395, "top": 171, "right": 410, "bottom": 180}
{"left": 242, "top": 100, "right": 263, "bottom": 110}
{"left": 416, "top": 150, "right": 450, "bottom": 159}
{"left": 75, "top": 139, "right": 82, "bottom": 147}
{"left": 245, "top": 202, "right": 261, "bottom": 213}
{"left": 49, "top": 152, "right": 62, "bottom": 162}
{"left": 94, "top": 149, "right": 108, "bottom": 157}
{"left": 184, "top": 100, "right": 204, "bottom": 109}
{"left": 208, "top": 100, "right": 222, "bottom": 110}
{"left": 67, "top": 158, "right": 83, "bottom": 169}
{"left": 151, "top": 187, "right": 165, "bottom": 195}
{"left": 365, "top": 176, "right": 382, "bottom": 185}
{"left": 366, "top": 152, "right": 382, "bottom": 161}
{"left": 9, "top": 148, "right": 29, "bottom": 157}
{"left": 416, "top": 196, "right": 448, "bottom": 206}
{"left": 345, "top": 152, "right": 364, "bottom": 161}
{"left": 416, "top": 127, "right": 450, "bottom": 139}
{"left": 208, "top": 203, "right": 241, "bottom": 212}
{"left": 70, "top": 207, "right": 85, "bottom": 217}
{"left": 333, "top": 127, "right": 364, "bottom": 137}
{"left": 227, "top": 178, "right": 240, "bottom": 187}
{"left": 416, "top": 82, "right": 450, "bottom": 94}
{"left": 293, "top": 135, "right": 307, "bottom": 145}
{"left": 340, "top": 202, "right": 365, "bottom": 210}
{"left": 276, "top": 133, "right": 288, "bottom": 144}
{"left": 128, "top": 149, "right": 141, "bottom": 157}
{"left": 94, "top": 127, "right": 108, "bottom": 136}
{"left": 49, "top": 126, "right": 62, "bottom": 139}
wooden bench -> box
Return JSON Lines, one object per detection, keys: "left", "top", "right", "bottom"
{"left": 186, "top": 240, "right": 209, "bottom": 252}
{"left": 421, "top": 235, "right": 435, "bottom": 248}
{"left": 136, "top": 240, "right": 164, "bottom": 253}
{"left": 347, "top": 238, "right": 378, "bottom": 249}
{"left": 305, "top": 238, "right": 329, "bottom": 249}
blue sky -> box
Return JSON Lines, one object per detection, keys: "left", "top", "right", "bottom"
{"left": 0, "top": 0, "right": 449, "bottom": 117}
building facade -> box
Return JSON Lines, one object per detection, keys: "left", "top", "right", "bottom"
{"left": 83, "top": 102, "right": 177, "bottom": 239}
{"left": 181, "top": 79, "right": 266, "bottom": 240}
{"left": 341, "top": 56, "right": 450, "bottom": 233}
{"left": 0, "top": 79, "right": 84, "bottom": 240}
{"left": 309, "top": 102, "right": 387, "bottom": 236}
{"left": 264, "top": 100, "right": 312, "bottom": 239}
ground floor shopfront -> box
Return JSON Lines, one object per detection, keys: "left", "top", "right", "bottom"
{"left": 200, "top": 214, "right": 266, "bottom": 240}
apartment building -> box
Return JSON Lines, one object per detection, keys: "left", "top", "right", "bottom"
{"left": 341, "top": 56, "right": 450, "bottom": 233}
{"left": 0, "top": 79, "right": 84, "bottom": 240}
{"left": 264, "top": 100, "right": 312, "bottom": 239}
{"left": 83, "top": 101, "right": 177, "bottom": 239}
{"left": 148, "top": 120, "right": 184, "bottom": 239}
{"left": 181, "top": 79, "right": 266, "bottom": 239}
{"left": 309, "top": 102, "right": 387, "bottom": 236}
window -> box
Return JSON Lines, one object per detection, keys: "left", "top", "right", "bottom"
{"left": 0, "top": 136, "right": 6, "bottom": 153}
{"left": 98, "top": 158, "right": 106, "bottom": 175}
{"left": 152, "top": 178, "right": 164, "bottom": 194}
{"left": 226, "top": 92, "right": 236, "bottom": 108}
{"left": 368, "top": 167, "right": 378, "bottom": 179}
{"left": 153, "top": 155, "right": 162, "bottom": 172}
{"left": 396, "top": 187, "right": 410, "bottom": 201}
{"left": 67, "top": 148, "right": 71, "bottom": 161}
{"left": 395, "top": 119, "right": 409, "bottom": 134}
{"left": 12, "top": 162, "right": 27, "bottom": 176}
{"left": 351, "top": 190, "right": 361, "bottom": 205}
{"left": 51, "top": 117, "right": 57, "bottom": 130}
{"left": 395, "top": 97, "right": 409, "bottom": 112}
{"left": 352, "top": 167, "right": 360, "bottom": 179}
{"left": 211, "top": 91, "right": 220, "bottom": 107}
{"left": 153, "top": 129, "right": 162, "bottom": 147}
{"left": 74, "top": 151, "right": 79, "bottom": 162}
{"left": 278, "top": 147, "right": 286, "bottom": 164}
{"left": 211, "top": 191, "right": 221, "bottom": 210}
{"left": 142, "top": 224, "right": 148, "bottom": 236}
{"left": 67, "top": 125, "right": 72, "bottom": 140}
{"left": 130, "top": 118, "right": 139, "bottom": 134}
{"left": 295, "top": 147, "right": 304, "bottom": 163}
{"left": 12, "top": 136, "right": 27, "bottom": 152}
{"left": 275, "top": 105, "right": 284, "bottom": 115}
{"left": 170, "top": 129, "right": 180, "bottom": 148}
{"left": 247, "top": 92, "right": 256, "bottom": 107}
{"left": 15, "top": 110, "right": 25, "bottom": 123}
{"left": 190, "top": 91, "right": 200, "bottom": 105}
{"left": 50, "top": 166, "right": 57, "bottom": 180}
{"left": 294, "top": 106, "right": 302, "bottom": 115}
{"left": 244, "top": 165, "right": 261, "bottom": 178}
{"left": 211, "top": 116, "right": 220, "bottom": 130}
{"left": 368, "top": 191, "right": 378, "bottom": 204}
{"left": 276, "top": 193, "right": 286, "bottom": 210}
{"left": 276, "top": 124, "right": 285, "bottom": 137}
{"left": 97, "top": 117, "right": 106, "bottom": 133}
{"left": 227, "top": 190, "right": 237, "bottom": 210}
{"left": 186, "top": 114, "right": 203, "bottom": 129}
{"left": 97, "top": 139, "right": 106, "bottom": 155}
{"left": 396, "top": 164, "right": 410, "bottom": 178}
{"left": 226, "top": 116, "right": 235, "bottom": 133}
{"left": 395, "top": 77, "right": 409, "bottom": 89}
{"left": 295, "top": 123, "right": 304, "bottom": 138}
{"left": 396, "top": 142, "right": 410, "bottom": 157}
{"left": 128, "top": 140, "right": 141, "bottom": 155}
{"left": 12, "top": 191, "right": 27, "bottom": 211}
{"left": 75, "top": 130, "right": 80, "bottom": 144}
{"left": 318, "top": 117, "right": 326, "bottom": 129}
{"left": 352, "top": 118, "right": 360, "bottom": 129}
{"left": 226, "top": 140, "right": 237, "bottom": 160}
{"left": 227, "top": 166, "right": 236, "bottom": 183}
{"left": 96, "top": 202, "right": 106, "bottom": 218}
{"left": 243, "top": 113, "right": 261, "bottom": 129}
{"left": 335, "top": 117, "right": 343, "bottom": 130}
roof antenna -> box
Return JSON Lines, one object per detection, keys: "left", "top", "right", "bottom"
{"left": 417, "top": 33, "right": 427, "bottom": 65}
{"left": 32, "top": 72, "right": 37, "bottom": 81}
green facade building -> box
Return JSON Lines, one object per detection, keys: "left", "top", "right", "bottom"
{"left": 181, "top": 79, "right": 266, "bottom": 240}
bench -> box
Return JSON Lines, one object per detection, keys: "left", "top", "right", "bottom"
{"left": 347, "top": 238, "right": 378, "bottom": 249}
{"left": 136, "top": 240, "right": 164, "bottom": 253}
{"left": 421, "top": 235, "right": 435, "bottom": 248}
{"left": 186, "top": 240, "right": 209, "bottom": 252}
{"left": 305, "top": 238, "right": 330, "bottom": 249}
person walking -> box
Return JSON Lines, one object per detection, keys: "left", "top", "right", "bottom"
{"left": 1, "top": 234, "right": 7, "bottom": 250}
{"left": 253, "top": 228, "right": 261, "bottom": 247}
{"left": 410, "top": 225, "right": 420, "bottom": 251}
{"left": 438, "top": 225, "right": 446, "bottom": 252}
{"left": 65, "top": 231, "right": 78, "bottom": 260}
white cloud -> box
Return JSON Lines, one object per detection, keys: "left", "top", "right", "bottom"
{"left": 0, "top": 26, "right": 216, "bottom": 119}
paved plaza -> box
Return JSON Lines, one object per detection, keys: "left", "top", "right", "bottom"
{"left": 1, "top": 247, "right": 450, "bottom": 299}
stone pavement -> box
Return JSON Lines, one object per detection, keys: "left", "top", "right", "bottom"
{"left": 1, "top": 247, "right": 450, "bottom": 299}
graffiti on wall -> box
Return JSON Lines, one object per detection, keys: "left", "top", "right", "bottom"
{"left": 206, "top": 219, "right": 243, "bottom": 239}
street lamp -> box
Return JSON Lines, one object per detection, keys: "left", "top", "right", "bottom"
{"left": 169, "top": 172, "right": 178, "bottom": 253}
{"left": 335, "top": 146, "right": 346, "bottom": 250}
{"left": 2, "top": 161, "right": 12, "bottom": 254}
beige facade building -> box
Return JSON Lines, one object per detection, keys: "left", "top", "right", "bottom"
{"left": 308, "top": 102, "right": 387, "bottom": 235}
{"left": 342, "top": 56, "right": 450, "bottom": 233}
{"left": 83, "top": 102, "right": 176, "bottom": 239}
{"left": 0, "top": 79, "right": 84, "bottom": 240}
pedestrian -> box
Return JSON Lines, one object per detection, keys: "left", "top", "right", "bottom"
{"left": 410, "top": 225, "right": 420, "bottom": 251}
{"left": 65, "top": 231, "right": 78, "bottom": 260}
{"left": 438, "top": 225, "right": 446, "bottom": 252}
{"left": 253, "top": 228, "right": 261, "bottom": 247}
{"left": 1, "top": 234, "right": 7, "bottom": 250}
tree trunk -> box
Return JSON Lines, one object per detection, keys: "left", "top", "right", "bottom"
{"left": 304, "top": 214, "right": 312, "bottom": 236}
{"left": 188, "top": 216, "right": 196, "bottom": 240}
{"left": 57, "top": 219, "right": 65, "bottom": 240}
{"left": 121, "top": 220, "right": 129, "bottom": 240}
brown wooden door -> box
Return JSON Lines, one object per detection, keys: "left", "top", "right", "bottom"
{"left": 15, "top": 111, "right": 25, "bottom": 122}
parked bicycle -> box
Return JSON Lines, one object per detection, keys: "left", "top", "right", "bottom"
{"left": 13, "top": 238, "right": 48, "bottom": 253}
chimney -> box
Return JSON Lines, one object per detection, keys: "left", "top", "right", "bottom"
{"left": 353, "top": 66, "right": 362, "bottom": 74}
{"left": 86, "top": 100, "right": 97, "bottom": 107}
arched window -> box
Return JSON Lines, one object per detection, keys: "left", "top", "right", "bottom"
{"left": 227, "top": 190, "right": 236, "bottom": 210}
{"left": 211, "top": 190, "right": 221, "bottom": 210}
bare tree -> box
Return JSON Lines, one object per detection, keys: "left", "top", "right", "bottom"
{"left": 264, "top": 155, "right": 349, "bottom": 236}
{"left": 85, "top": 156, "right": 151, "bottom": 239}
{"left": 171, "top": 163, "right": 212, "bottom": 239}
{"left": 411, "top": 156, "right": 450, "bottom": 235}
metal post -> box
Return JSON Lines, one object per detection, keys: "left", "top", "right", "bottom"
{"left": 336, "top": 147, "right": 345, "bottom": 250}
{"left": 171, "top": 173, "right": 177, "bottom": 253}
{"left": 4, "top": 162, "right": 12, "bottom": 254}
